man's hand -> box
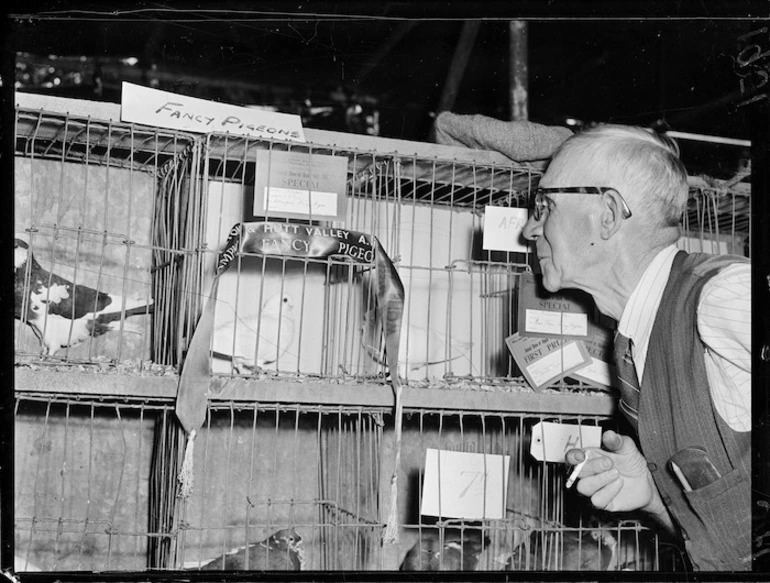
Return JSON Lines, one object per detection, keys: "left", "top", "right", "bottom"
{"left": 565, "top": 430, "right": 674, "bottom": 532}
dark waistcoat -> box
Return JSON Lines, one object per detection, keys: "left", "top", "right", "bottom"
{"left": 637, "top": 251, "right": 751, "bottom": 571}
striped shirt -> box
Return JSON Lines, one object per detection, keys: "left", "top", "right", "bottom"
{"left": 617, "top": 245, "right": 751, "bottom": 431}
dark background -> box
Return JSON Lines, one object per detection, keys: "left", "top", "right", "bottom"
{"left": 4, "top": 3, "right": 768, "bottom": 177}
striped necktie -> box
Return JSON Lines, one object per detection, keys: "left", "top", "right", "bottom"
{"left": 614, "top": 331, "right": 640, "bottom": 433}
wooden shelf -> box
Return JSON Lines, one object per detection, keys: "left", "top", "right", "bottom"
{"left": 14, "top": 368, "right": 617, "bottom": 417}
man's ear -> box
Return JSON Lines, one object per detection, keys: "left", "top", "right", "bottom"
{"left": 599, "top": 190, "right": 626, "bottom": 240}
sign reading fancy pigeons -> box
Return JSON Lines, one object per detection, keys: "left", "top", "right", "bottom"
{"left": 121, "top": 82, "right": 306, "bottom": 142}
{"left": 175, "top": 221, "right": 405, "bottom": 500}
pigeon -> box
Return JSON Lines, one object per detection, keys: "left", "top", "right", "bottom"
{"left": 14, "top": 238, "right": 153, "bottom": 355}
{"left": 506, "top": 529, "right": 616, "bottom": 571}
{"left": 212, "top": 292, "right": 295, "bottom": 373}
{"left": 400, "top": 530, "right": 490, "bottom": 571}
{"left": 361, "top": 307, "right": 473, "bottom": 375}
{"left": 194, "top": 528, "right": 304, "bottom": 571}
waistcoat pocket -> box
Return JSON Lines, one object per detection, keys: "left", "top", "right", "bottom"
{"left": 682, "top": 468, "right": 752, "bottom": 571}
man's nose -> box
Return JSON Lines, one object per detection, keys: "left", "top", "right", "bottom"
{"left": 522, "top": 214, "right": 541, "bottom": 241}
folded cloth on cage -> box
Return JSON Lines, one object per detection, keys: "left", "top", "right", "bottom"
{"left": 434, "top": 111, "right": 573, "bottom": 163}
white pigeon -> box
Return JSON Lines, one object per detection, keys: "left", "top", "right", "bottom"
{"left": 212, "top": 293, "right": 295, "bottom": 374}
{"left": 360, "top": 307, "right": 472, "bottom": 375}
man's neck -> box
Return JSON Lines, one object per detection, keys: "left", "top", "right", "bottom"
{"left": 582, "top": 243, "right": 673, "bottom": 321}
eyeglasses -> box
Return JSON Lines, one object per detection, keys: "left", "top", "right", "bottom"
{"left": 531, "top": 186, "right": 633, "bottom": 221}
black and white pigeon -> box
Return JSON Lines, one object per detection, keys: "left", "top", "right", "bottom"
{"left": 194, "top": 528, "right": 304, "bottom": 571}
{"left": 14, "top": 238, "right": 153, "bottom": 355}
{"left": 400, "top": 529, "right": 490, "bottom": 571}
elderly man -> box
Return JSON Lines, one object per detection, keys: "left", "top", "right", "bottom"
{"left": 521, "top": 124, "right": 751, "bottom": 571}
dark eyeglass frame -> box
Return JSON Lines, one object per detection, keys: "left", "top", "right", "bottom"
{"left": 531, "top": 186, "right": 633, "bottom": 221}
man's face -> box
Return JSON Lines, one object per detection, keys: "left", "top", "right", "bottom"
{"left": 522, "top": 162, "right": 599, "bottom": 293}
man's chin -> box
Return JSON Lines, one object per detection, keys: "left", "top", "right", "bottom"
{"left": 540, "top": 272, "right": 562, "bottom": 293}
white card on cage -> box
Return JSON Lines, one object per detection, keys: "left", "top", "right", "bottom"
{"left": 482, "top": 206, "right": 530, "bottom": 253}
{"left": 121, "top": 82, "right": 306, "bottom": 142}
{"left": 420, "top": 448, "right": 510, "bottom": 520}
{"left": 529, "top": 422, "right": 602, "bottom": 463}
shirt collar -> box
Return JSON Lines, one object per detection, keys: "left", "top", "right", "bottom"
{"left": 617, "top": 245, "right": 679, "bottom": 378}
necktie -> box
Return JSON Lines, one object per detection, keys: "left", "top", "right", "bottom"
{"left": 613, "top": 331, "right": 640, "bottom": 433}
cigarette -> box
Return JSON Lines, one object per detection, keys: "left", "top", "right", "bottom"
{"left": 566, "top": 449, "right": 591, "bottom": 489}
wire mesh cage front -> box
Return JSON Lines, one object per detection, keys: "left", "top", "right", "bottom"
{"left": 389, "top": 410, "right": 686, "bottom": 572}
{"left": 14, "top": 103, "right": 751, "bottom": 390}
{"left": 188, "top": 134, "right": 752, "bottom": 392}
{"left": 192, "top": 135, "right": 542, "bottom": 387}
{"left": 14, "top": 106, "right": 197, "bottom": 368}
{"left": 14, "top": 396, "right": 385, "bottom": 572}
{"left": 14, "top": 395, "right": 687, "bottom": 572}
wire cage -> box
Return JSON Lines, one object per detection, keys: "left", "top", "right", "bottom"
{"left": 190, "top": 133, "right": 752, "bottom": 391}
{"left": 681, "top": 180, "right": 751, "bottom": 257}
{"left": 13, "top": 394, "right": 384, "bottom": 572}
{"left": 387, "top": 409, "right": 687, "bottom": 572}
{"left": 12, "top": 94, "right": 748, "bottom": 575}
{"left": 14, "top": 97, "right": 751, "bottom": 383}
{"left": 13, "top": 393, "right": 687, "bottom": 572}
{"left": 14, "top": 102, "right": 197, "bottom": 368}
{"left": 193, "top": 133, "right": 541, "bottom": 386}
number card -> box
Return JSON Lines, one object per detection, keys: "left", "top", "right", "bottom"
{"left": 529, "top": 421, "right": 602, "bottom": 463}
{"left": 420, "top": 449, "right": 510, "bottom": 520}
{"left": 482, "top": 206, "right": 530, "bottom": 253}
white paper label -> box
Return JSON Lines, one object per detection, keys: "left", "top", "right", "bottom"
{"left": 420, "top": 449, "right": 510, "bottom": 520}
{"left": 121, "top": 82, "right": 306, "bottom": 142}
{"left": 525, "top": 341, "right": 585, "bottom": 386}
{"left": 261, "top": 187, "right": 338, "bottom": 215}
{"left": 573, "top": 358, "right": 616, "bottom": 388}
{"left": 526, "top": 309, "right": 588, "bottom": 336}
{"left": 561, "top": 312, "right": 589, "bottom": 336}
{"left": 529, "top": 422, "right": 602, "bottom": 462}
{"left": 482, "top": 206, "right": 530, "bottom": 253}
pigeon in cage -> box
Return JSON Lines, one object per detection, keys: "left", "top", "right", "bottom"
{"left": 506, "top": 528, "right": 616, "bottom": 571}
{"left": 477, "top": 515, "right": 541, "bottom": 570}
{"left": 14, "top": 238, "right": 154, "bottom": 355}
{"left": 211, "top": 292, "right": 295, "bottom": 373}
{"left": 361, "top": 307, "right": 473, "bottom": 374}
{"left": 195, "top": 528, "right": 304, "bottom": 571}
{"left": 400, "top": 530, "right": 490, "bottom": 571}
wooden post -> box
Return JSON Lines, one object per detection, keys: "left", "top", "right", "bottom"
{"left": 436, "top": 20, "right": 481, "bottom": 114}
{"left": 509, "top": 20, "right": 529, "bottom": 121}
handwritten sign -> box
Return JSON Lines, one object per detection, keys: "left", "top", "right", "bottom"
{"left": 248, "top": 150, "right": 348, "bottom": 221}
{"left": 529, "top": 421, "right": 602, "bottom": 463}
{"left": 121, "top": 82, "right": 306, "bottom": 142}
{"left": 420, "top": 449, "right": 510, "bottom": 520}
{"left": 482, "top": 206, "right": 530, "bottom": 253}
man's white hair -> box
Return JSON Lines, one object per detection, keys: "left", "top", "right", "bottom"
{"left": 548, "top": 124, "right": 689, "bottom": 228}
